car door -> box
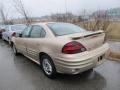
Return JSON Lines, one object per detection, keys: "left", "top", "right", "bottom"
{"left": 15, "top": 26, "right": 32, "bottom": 55}
{"left": 26, "top": 25, "right": 46, "bottom": 62}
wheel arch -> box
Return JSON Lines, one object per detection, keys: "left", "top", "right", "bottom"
{"left": 39, "top": 52, "right": 55, "bottom": 64}
{"left": 39, "top": 52, "right": 50, "bottom": 61}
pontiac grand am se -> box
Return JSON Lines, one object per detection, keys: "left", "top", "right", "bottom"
{"left": 11, "top": 22, "right": 110, "bottom": 78}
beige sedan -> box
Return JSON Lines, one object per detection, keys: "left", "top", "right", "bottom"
{"left": 12, "top": 22, "right": 110, "bottom": 78}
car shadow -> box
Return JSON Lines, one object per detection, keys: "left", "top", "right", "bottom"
{"left": 13, "top": 54, "right": 107, "bottom": 90}
{"left": 0, "top": 39, "right": 10, "bottom": 47}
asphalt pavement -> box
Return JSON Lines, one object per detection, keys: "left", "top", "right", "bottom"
{"left": 0, "top": 39, "right": 120, "bottom": 90}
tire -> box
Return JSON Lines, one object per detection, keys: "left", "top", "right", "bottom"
{"left": 40, "top": 55, "right": 57, "bottom": 78}
{"left": 2, "top": 36, "right": 5, "bottom": 41}
{"left": 12, "top": 44, "right": 18, "bottom": 56}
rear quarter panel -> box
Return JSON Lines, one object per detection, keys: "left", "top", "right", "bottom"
{"left": 37, "top": 38, "right": 70, "bottom": 57}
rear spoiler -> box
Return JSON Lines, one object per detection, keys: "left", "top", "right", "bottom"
{"left": 72, "top": 30, "right": 104, "bottom": 40}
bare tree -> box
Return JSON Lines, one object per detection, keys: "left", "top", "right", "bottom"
{"left": 80, "top": 9, "right": 111, "bottom": 32}
{"left": 12, "top": 0, "right": 31, "bottom": 24}
{"left": 79, "top": 10, "right": 91, "bottom": 30}
{"left": 0, "top": 4, "right": 9, "bottom": 24}
{"left": 92, "top": 10, "right": 111, "bottom": 32}
{"left": 51, "top": 13, "right": 68, "bottom": 22}
{"left": 79, "top": 9, "right": 112, "bottom": 40}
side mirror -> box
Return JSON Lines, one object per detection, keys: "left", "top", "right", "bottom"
{"left": 19, "top": 33, "right": 22, "bottom": 37}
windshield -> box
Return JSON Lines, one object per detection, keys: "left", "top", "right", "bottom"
{"left": 11, "top": 25, "right": 26, "bottom": 31}
{"left": 47, "top": 23, "right": 86, "bottom": 36}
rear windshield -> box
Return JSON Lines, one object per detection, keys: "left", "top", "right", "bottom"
{"left": 11, "top": 25, "right": 26, "bottom": 31}
{"left": 47, "top": 23, "right": 86, "bottom": 36}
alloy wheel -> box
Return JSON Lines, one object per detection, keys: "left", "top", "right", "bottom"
{"left": 42, "top": 59, "right": 53, "bottom": 75}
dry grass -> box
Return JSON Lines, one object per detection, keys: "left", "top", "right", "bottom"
{"left": 108, "top": 51, "right": 120, "bottom": 61}
{"left": 79, "top": 21, "right": 120, "bottom": 40}
{"left": 107, "top": 22, "right": 120, "bottom": 40}
{"left": 101, "top": 22, "right": 120, "bottom": 61}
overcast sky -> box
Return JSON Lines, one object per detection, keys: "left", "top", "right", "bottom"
{"left": 0, "top": 0, "right": 120, "bottom": 19}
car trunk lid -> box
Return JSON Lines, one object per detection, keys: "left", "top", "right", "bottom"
{"left": 58, "top": 30, "right": 105, "bottom": 51}
{"left": 70, "top": 30, "right": 105, "bottom": 51}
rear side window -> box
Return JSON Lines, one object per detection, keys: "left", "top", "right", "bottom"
{"left": 22, "top": 26, "right": 31, "bottom": 37}
{"left": 30, "top": 26, "right": 46, "bottom": 38}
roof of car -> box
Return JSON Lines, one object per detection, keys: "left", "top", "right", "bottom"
{"left": 4, "top": 24, "right": 26, "bottom": 27}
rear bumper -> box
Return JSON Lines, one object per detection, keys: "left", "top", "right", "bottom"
{"left": 53, "top": 43, "right": 110, "bottom": 74}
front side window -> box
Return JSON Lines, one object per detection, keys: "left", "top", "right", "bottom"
{"left": 30, "top": 26, "right": 46, "bottom": 38}
{"left": 47, "top": 23, "right": 86, "bottom": 36}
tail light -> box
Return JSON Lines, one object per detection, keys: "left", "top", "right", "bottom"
{"left": 62, "top": 41, "right": 87, "bottom": 54}
{"left": 12, "top": 32, "right": 16, "bottom": 37}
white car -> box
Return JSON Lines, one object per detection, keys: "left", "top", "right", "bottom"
{"left": 2, "top": 24, "right": 26, "bottom": 44}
